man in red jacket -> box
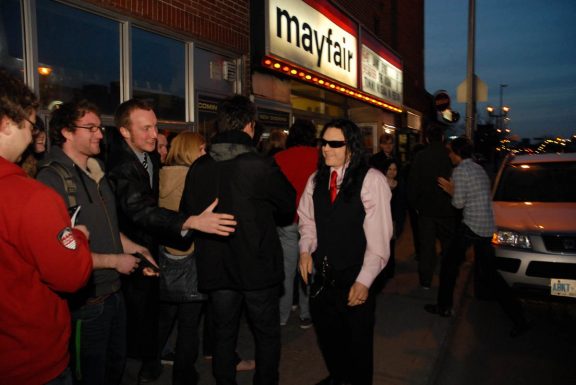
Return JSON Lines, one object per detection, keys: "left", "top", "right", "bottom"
{"left": 0, "top": 68, "right": 93, "bottom": 385}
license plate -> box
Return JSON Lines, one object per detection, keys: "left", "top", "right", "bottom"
{"left": 550, "top": 278, "right": 576, "bottom": 297}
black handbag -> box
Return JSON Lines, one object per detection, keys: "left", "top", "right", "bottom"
{"left": 158, "top": 248, "right": 206, "bottom": 303}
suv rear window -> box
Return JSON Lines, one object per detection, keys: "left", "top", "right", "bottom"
{"left": 493, "top": 161, "right": 576, "bottom": 202}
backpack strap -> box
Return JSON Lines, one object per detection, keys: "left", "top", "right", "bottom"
{"left": 40, "top": 161, "right": 78, "bottom": 207}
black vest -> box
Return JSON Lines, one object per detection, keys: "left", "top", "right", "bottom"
{"left": 312, "top": 167, "right": 369, "bottom": 271}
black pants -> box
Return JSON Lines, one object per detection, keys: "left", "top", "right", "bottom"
{"left": 122, "top": 274, "right": 159, "bottom": 364}
{"left": 310, "top": 270, "right": 376, "bottom": 385}
{"left": 417, "top": 215, "right": 456, "bottom": 287}
{"left": 210, "top": 286, "right": 281, "bottom": 385}
{"left": 438, "top": 223, "right": 526, "bottom": 327}
{"left": 158, "top": 301, "right": 203, "bottom": 385}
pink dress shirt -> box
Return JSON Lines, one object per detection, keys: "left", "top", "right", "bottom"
{"left": 298, "top": 165, "right": 393, "bottom": 288}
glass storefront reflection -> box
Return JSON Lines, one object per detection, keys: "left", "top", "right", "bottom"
{"left": 132, "top": 28, "right": 185, "bottom": 121}
{"left": 37, "top": 0, "right": 120, "bottom": 114}
{"left": 0, "top": 0, "right": 24, "bottom": 78}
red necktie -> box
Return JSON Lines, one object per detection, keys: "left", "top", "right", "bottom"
{"left": 330, "top": 170, "right": 338, "bottom": 204}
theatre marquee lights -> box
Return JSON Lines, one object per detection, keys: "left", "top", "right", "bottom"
{"left": 262, "top": 56, "right": 402, "bottom": 113}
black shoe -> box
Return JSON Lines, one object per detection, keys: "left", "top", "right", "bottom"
{"left": 138, "top": 361, "right": 163, "bottom": 384}
{"left": 424, "top": 304, "right": 452, "bottom": 317}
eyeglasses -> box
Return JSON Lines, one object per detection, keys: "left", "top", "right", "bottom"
{"left": 22, "top": 116, "right": 42, "bottom": 135}
{"left": 72, "top": 125, "right": 104, "bottom": 133}
{"left": 320, "top": 139, "right": 347, "bottom": 148}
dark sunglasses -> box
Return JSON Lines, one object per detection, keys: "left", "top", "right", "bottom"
{"left": 320, "top": 139, "right": 347, "bottom": 148}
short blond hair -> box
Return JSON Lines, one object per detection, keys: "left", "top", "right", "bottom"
{"left": 165, "top": 132, "right": 206, "bottom": 166}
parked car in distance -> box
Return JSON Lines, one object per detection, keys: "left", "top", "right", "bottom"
{"left": 491, "top": 153, "right": 576, "bottom": 298}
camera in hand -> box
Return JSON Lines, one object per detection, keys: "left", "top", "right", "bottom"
{"left": 132, "top": 252, "right": 160, "bottom": 273}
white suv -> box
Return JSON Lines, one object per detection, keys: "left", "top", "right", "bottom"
{"left": 491, "top": 153, "right": 576, "bottom": 297}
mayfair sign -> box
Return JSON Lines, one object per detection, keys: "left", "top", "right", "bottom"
{"left": 266, "top": 0, "right": 358, "bottom": 88}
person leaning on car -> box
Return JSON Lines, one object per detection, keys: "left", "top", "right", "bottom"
{"left": 428, "top": 136, "right": 529, "bottom": 337}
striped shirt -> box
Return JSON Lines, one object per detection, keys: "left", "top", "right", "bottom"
{"left": 452, "top": 158, "right": 495, "bottom": 237}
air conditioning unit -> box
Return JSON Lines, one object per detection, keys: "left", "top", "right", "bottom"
{"left": 223, "top": 61, "right": 237, "bottom": 82}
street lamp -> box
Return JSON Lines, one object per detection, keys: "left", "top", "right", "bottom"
{"left": 486, "top": 84, "right": 511, "bottom": 134}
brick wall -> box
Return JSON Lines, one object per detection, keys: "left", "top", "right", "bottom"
{"left": 334, "top": 0, "right": 429, "bottom": 114}
{"left": 85, "top": 0, "right": 250, "bottom": 54}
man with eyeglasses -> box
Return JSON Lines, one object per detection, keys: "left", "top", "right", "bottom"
{"left": 107, "top": 98, "right": 237, "bottom": 384}
{"left": 0, "top": 69, "right": 93, "bottom": 385}
{"left": 37, "top": 100, "right": 161, "bottom": 385}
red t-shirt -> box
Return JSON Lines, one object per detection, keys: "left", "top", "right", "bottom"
{"left": 274, "top": 146, "right": 319, "bottom": 223}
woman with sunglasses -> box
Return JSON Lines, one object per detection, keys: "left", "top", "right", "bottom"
{"left": 298, "top": 119, "right": 393, "bottom": 385}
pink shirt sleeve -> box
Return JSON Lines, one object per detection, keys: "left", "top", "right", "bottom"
{"left": 356, "top": 168, "right": 393, "bottom": 288}
{"left": 298, "top": 168, "right": 393, "bottom": 288}
{"left": 297, "top": 172, "right": 317, "bottom": 255}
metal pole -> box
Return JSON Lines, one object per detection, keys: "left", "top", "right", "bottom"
{"left": 465, "top": 0, "right": 476, "bottom": 140}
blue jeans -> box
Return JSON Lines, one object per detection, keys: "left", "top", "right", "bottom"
{"left": 277, "top": 223, "right": 310, "bottom": 324}
{"left": 210, "top": 287, "right": 281, "bottom": 385}
{"left": 70, "top": 291, "right": 126, "bottom": 385}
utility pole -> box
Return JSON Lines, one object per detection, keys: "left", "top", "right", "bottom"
{"left": 465, "top": 0, "right": 476, "bottom": 140}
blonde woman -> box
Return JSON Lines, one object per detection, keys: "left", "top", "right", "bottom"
{"left": 158, "top": 131, "right": 206, "bottom": 385}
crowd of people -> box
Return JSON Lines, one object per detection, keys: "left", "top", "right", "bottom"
{"left": 1, "top": 66, "right": 526, "bottom": 385}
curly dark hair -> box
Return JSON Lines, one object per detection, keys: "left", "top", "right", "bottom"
{"left": 448, "top": 136, "right": 473, "bottom": 159}
{"left": 216, "top": 95, "right": 256, "bottom": 132}
{"left": 0, "top": 67, "right": 38, "bottom": 125}
{"left": 49, "top": 100, "right": 100, "bottom": 147}
{"left": 315, "top": 118, "right": 368, "bottom": 199}
{"left": 286, "top": 119, "right": 317, "bottom": 148}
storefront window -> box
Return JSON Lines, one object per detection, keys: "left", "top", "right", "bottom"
{"left": 36, "top": 0, "right": 120, "bottom": 114}
{"left": 0, "top": 0, "right": 23, "bottom": 78}
{"left": 132, "top": 28, "right": 185, "bottom": 122}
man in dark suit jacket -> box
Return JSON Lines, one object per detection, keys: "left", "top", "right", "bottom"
{"left": 107, "top": 99, "right": 236, "bottom": 383}
{"left": 181, "top": 95, "right": 295, "bottom": 385}
{"left": 407, "top": 123, "right": 457, "bottom": 289}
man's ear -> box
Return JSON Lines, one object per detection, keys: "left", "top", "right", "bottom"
{"left": 61, "top": 127, "right": 74, "bottom": 142}
{"left": 243, "top": 121, "right": 255, "bottom": 138}
{"left": 119, "top": 126, "right": 131, "bottom": 140}
{"left": 0, "top": 116, "right": 15, "bottom": 135}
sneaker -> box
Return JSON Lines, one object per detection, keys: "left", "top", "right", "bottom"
{"left": 299, "top": 317, "right": 313, "bottom": 329}
{"left": 160, "top": 352, "right": 175, "bottom": 365}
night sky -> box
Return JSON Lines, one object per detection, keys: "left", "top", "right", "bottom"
{"left": 425, "top": 0, "right": 576, "bottom": 140}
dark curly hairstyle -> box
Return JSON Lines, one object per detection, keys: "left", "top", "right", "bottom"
{"left": 216, "top": 95, "right": 256, "bottom": 133}
{"left": 448, "top": 136, "right": 473, "bottom": 159}
{"left": 315, "top": 118, "right": 368, "bottom": 199}
{"left": 0, "top": 67, "right": 38, "bottom": 125}
{"left": 49, "top": 100, "right": 100, "bottom": 147}
{"left": 286, "top": 119, "right": 317, "bottom": 148}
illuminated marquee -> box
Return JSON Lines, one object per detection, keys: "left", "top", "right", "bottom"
{"left": 266, "top": 0, "right": 358, "bottom": 88}
{"left": 361, "top": 31, "right": 403, "bottom": 105}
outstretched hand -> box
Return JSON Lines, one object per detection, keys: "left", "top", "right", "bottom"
{"left": 184, "top": 198, "right": 237, "bottom": 236}
{"left": 437, "top": 177, "right": 454, "bottom": 196}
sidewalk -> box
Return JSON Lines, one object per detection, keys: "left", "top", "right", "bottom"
{"left": 122, "top": 219, "right": 473, "bottom": 385}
